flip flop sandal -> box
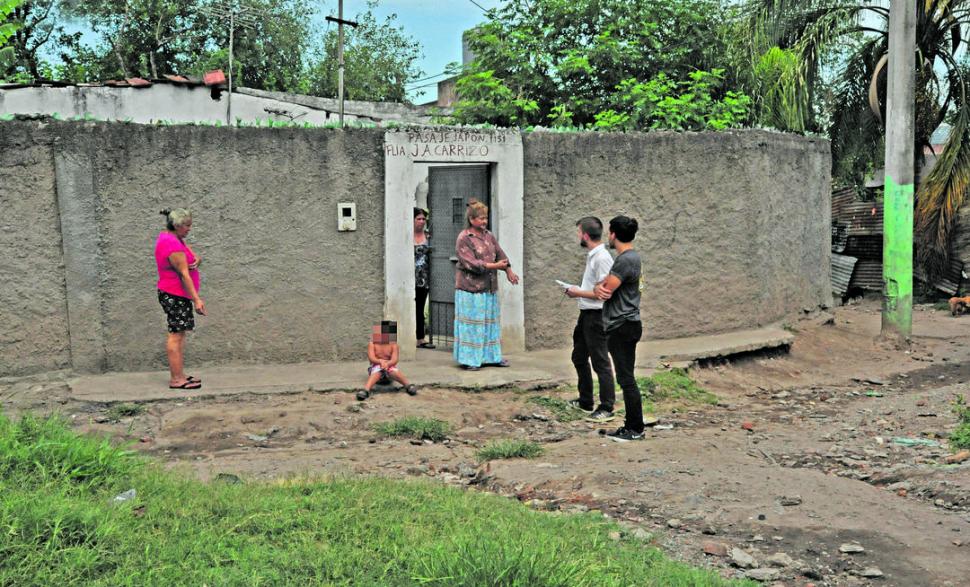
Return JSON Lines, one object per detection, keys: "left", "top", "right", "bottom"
{"left": 169, "top": 380, "right": 202, "bottom": 390}
{"left": 460, "top": 364, "right": 481, "bottom": 371}
{"left": 492, "top": 359, "right": 511, "bottom": 367}
{"left": 187, "top": 375, "right": 202, "bottom": 383}
{"left": 417, "top": 342, "right": 437, "bottom": 349}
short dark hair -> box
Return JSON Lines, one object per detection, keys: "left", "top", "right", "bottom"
{"left": 609, "top": 215, "right": 638, "bottom": 243}
{"left": 576, "top": 216, "right": 603, "bottom": 240}
{"left": 413, "top": 207, "right": 428, "bottom": 219}
{"left": 380, "top": 320, "right": 397, "bottom": 334}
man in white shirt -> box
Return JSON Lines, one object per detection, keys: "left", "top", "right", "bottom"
{"left": 565, "top": 217, "right": 616, "bottom": 423}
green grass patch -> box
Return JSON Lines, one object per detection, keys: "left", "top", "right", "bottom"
{"left": 933, "top": 300, "right": 953, "bottom": 312}
{"left": 0, "top": 411, "right": 748, "bottom": 586}
{"left": 527, "top": 395, "right": 586, "bottom": 422}
{"left": 477, "top": 439, "right": 544, "bottom": 461}
{"left": 951, "top": 395, "right": 970, "bottom": 450}
{"left": 637, "top": 368, "right": 718, "bottom": 413}
{"left": 373, "top": 416, "right": 451, "bottom": 442}
{"left": 105, "top": 403, "right": 144, "bottom": 422}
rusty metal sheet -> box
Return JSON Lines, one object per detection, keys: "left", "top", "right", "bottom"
{"left": 841, "top": 201, "right": 883, "bottom": 235}
{"left": 850, "top": 260, "right": 883, "bottom": 291}
{"left": 843, "top": 235, "right": 882, "bottom": 260}
{"left": 832, "top": 187, "right": 857, "bottom": 217}
{"left": 832, "top": 254, "right": 858, "bottom": 296}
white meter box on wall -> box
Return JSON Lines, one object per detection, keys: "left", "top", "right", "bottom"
{"left": 337, "top": 202, "right": 357, "bottom": 231}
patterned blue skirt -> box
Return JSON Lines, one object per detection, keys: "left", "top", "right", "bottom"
{"left": 453, "top": 290, "right": 502, "bottom": 367}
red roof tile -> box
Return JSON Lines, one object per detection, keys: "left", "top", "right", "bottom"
{"left": 203, "top": 70, "right": 227, "bottom": 87}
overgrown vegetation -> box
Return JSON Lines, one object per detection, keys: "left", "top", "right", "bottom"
{"left": 0, "top": 0, "right": 21, "bottom": 68}
{"left": 373, "top": 416, "right": 451, "bottom": 442}
{"left": 527, "top": 395, "right": 587, "bottom": 422}
{"left": 637, "top": 368, "right": 719, "bottom": 413}
{"left": 2, "top": 0, "right": 423, "bottom": 103}
{"left": 477, "top": 439, "right": 544, "bottom": 462}
{"left": 951, "top": 395, "right": 970, "bottom": 450}
{"left": 0, "top": 411, "right": 746, "bottom": 586}
{"left": 738, "top": 1, "right": 970, "bottom": 280}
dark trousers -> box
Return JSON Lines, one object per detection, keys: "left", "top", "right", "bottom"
{"left": 571, "top": 309, "right": 615, "bottom": 411}
{"left": 607, "top": 320, "right": 643, "bottom": 432}
{"left": 416, "top": 287, "right": 430, "bottom": 340}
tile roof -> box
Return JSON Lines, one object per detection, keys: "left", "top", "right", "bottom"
{"left": 0, "top": 70, "right": 227, "bottom": 91}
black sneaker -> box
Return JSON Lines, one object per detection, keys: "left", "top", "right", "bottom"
{"left": 356, "top": 390, "right": 370, "bottom": 401}
{"left": 405, "top": 384, "right": 417, "bottom": 396}
{"left": 586, "top": 408, "right": 616, "bottom": 423}
{"left": 606, "top": 427, "right": 643, "bottom": 442}
{"left": 567, "top": 399, "right": 594, "bottom": 414}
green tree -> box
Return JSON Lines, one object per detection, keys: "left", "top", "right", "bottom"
{"left": 60, "top": 0, "right": 198, "bottom": 79}
{"left": 3, "top": 0, "right": 63, "bottom": 79}
{"left": 740, "top": 1, "right": 970, "bottom": 279}
{"left": 188, "top": 0, "right": 316, "bottom": 94}
{"left": 306, "top": 1, "right": 422, "bottom": 102}
{"left": 0, "top": 0, "right": 23, "bottom": 67}
{"left": 452, "top": 0, "right": 733, "bottom": 127}
{"left": 593, "top": 69, "right": 751, "bottom": 132}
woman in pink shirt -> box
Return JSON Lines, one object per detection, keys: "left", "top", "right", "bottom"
{"left": 155, "top": 209, "right": 207, "bottom": 389}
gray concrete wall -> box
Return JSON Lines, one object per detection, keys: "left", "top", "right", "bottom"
{"left": 0, "top": 120, "right": 385, "bottom": 374}
{"left": 0, "top": 123, "right": 72, "bottom": 376}
{"left": 0, "top": 84, "right": 434, "bottom": 126}
{"left": 522, "top": 130, "right": 832, "bottom": 349}
{"left": 0, "top": 120, "right": 830, "bottom": 376}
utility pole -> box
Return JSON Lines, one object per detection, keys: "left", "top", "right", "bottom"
{"left": 201, "top": 1, "right": 260, "bottom": 124}
{"left": 325, "top": 1, "right": 358, "bottom": 127}
{"left": 881, "top": 0, "right": 916, "bottom": 341}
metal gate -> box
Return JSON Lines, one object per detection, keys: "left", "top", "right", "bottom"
{"left": 427, "top": 165, "right": 491, "bottom": 349}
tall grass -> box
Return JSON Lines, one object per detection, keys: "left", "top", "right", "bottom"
{"left": 478, "top": 439, "right": 544, "bottom": 461}
{"left": 373, "top": 416, "right": 452, "bottom": 441}
{"left": 0, "top": 412, "right": 747, "bottom": 586}
{"left": 637, "top": 368, "right": 719, "bottom": 413}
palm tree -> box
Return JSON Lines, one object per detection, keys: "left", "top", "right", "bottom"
{"left": 740, "top": 0, "right": 970, "bottom": 279}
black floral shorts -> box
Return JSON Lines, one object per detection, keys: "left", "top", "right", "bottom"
{"left": 158, "top": 290, "right": 195, "bottom": 333}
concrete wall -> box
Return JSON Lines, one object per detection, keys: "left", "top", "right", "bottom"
{"left": 0, "top": 120, "right": 831, "bottom": 377}
{"left": 522, "top": 131, "right": 832, "bottom": 349}
{"left": 0, "top": 120, "right": 385, "bottom": 375}
{"left": 0, "top": 85, "right": 377, "bottom": 126}
{"left": 0, "top": 123, "right": 72, "bottom": 376}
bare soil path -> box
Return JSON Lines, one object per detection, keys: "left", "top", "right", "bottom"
{"left": 4, "top": 299, "right": 970, "bottom": 586}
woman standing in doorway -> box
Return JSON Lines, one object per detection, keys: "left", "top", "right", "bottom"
{"left": 453, "top": 199, "right": 519, "bottom": 370}
{"left": 414, "top": 207, "right": 435, "bottom": 349}
{"left": 155, "top": 208, "right": 206, "bottom": 390}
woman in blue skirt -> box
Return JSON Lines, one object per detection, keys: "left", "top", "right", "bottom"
{"left": 453, "top": 199, "right": 519, "bottom": 370}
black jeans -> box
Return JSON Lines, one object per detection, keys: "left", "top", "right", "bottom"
{"left": 607, "top": 320, "right": 643, "bottom": 432}
{"left": 571, "top": 309, "right": 615, "bottom": 411}
{"left": 416, "top": 287, "right": 430, "bottom": 340}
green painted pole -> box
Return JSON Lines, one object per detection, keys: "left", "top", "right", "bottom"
{"left": 882, "top": 0, "right": 916, "bottom": 341}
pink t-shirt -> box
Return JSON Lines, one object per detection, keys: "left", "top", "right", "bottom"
{"left": 155, "top": 231, "right": 200, "bottom": 298}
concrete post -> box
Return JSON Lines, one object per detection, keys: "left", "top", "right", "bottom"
{"left": 54, "top": 145, "right": 107, "bottom": 372}
{"left": 882, "top": 0, "right": 916, "bottom": 341}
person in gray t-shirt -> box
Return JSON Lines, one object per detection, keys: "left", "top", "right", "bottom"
{"left": 594, "top": 215, "right": 644, "bottom": 442}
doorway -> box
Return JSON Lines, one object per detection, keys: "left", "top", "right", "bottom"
{"left": 426, "top": 165, "right": 491, "bottom": 349}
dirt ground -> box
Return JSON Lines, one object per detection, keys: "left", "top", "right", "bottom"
{"left": 4, "top": 298, "right": 970, "bottom": 586}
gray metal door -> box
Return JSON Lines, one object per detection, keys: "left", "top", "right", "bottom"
{"left": 427, "top": 165, "right": 490, "bottom": 348}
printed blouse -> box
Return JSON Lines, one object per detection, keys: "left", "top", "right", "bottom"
{"left": 454, "top": 228, "right": 509, "bottom": 294}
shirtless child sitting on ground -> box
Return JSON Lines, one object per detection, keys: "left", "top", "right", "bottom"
{"left": 358, "top": 320, "right": 418, "bottom": 401}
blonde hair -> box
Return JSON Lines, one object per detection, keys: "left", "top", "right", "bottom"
{"left": 160, "top": 208, "right": 192, "bottom": 230}
{"left": 465, "top": 199, "right": 488, "bottom": 227}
